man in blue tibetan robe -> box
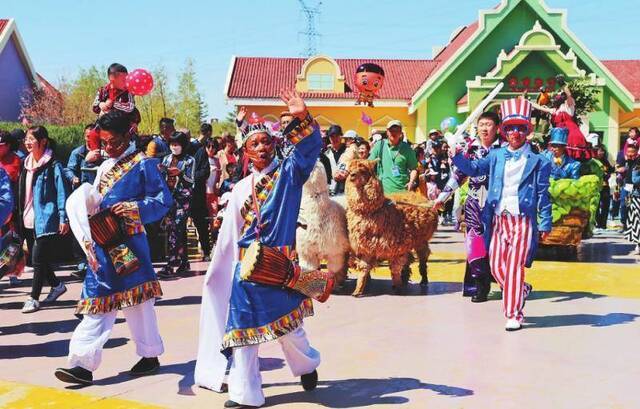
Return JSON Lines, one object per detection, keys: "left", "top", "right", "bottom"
{"left": 56, "top": 110, "right": 173, "bottom": 386}
{"left": 195, "top": 90, "right": 323, "bottom": 408}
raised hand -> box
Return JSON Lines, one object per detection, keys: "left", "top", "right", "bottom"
{"left": 279, "top": 89, "right": 307, "bottom": 119}
{"left": 236, "top": 106, "right": 247, "bottom": 123}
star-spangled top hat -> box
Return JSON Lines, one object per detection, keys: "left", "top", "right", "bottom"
{"left": 500, "top": 98, "right": 532, "bottom": 128}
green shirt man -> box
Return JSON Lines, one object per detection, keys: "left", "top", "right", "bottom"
{"left": 368, "top": 120, "right": 419, "bottom": 193}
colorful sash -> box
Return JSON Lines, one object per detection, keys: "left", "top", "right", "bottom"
{"left": 239, "top": 168, "right": 281, "bottom": 237}
{"left": 97, "top": 150, "right": 146, "bottom": 274}
{"left": 98, "top": 150, "right": 145, "bottom": 196}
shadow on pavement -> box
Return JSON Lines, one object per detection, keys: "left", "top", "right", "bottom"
{"left": 86, "top": 357, "right": 283, "bottom": 396}
{"left": 525, "top": 313, "right": 639, "bottom": 328}
{"left": 0, "top": 318, "right": 124, "bottom": 336}
{"left": 0, "top": 299, "right": 78, "bottom": 311}
{"left": 83, "top": 359, "right": 198, "bottom": 393}
{"left": 526, "top": 291, "right": 606, "bottom": 303}
{"left": 333, "top": 280, "right": 462, "bottom": 298}
{"left": 0, "top": 337, "right": 127, "bottom": 359}
{"left": 537, "top": 232, "right": 638, "bottom": 264}
{"left": 156, "top": 296, "right": 202, "bottom": 307}
{"left": 263, "top": 377, "right": 473, "bottom": 407}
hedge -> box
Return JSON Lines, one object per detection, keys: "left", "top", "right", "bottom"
{"left": 0, "top": 122, "right": 85, "bottom": 164}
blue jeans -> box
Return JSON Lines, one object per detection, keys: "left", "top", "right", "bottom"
{"left": 620, "top": 187, "right": 629, "bottom": 228}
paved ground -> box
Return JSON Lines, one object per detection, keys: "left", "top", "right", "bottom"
{"left": 1, "top": 227, "right": 639, "bottom": 409}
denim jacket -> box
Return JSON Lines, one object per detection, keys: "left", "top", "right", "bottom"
{"left": 18, "top": 158, "right": 69, "bottom": 238}
{"left": 64, "top": 145, "right": 103, "bottom": 186}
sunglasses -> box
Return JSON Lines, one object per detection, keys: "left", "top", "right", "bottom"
{"left": 502, "top": 125, "right": 529, "bottom": 134}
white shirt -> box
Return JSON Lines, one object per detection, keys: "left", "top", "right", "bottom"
{"left": 497, "top": 144, "right": 529, "bottom": 215}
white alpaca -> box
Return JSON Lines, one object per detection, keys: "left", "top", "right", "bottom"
{"left": 297, "top": 162, "right": 351, "bottom": 286}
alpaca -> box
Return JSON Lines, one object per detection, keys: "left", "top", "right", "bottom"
{"left": 296, "top": 162, "right": 351, "bottom": 287}
{"left": 345, "top": 159, "right": 438, "bottom": 296}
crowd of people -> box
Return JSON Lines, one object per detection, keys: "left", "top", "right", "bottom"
{"left": 1, "top": 102, "right": 639, "bottom": 313}
{"left": 0, "top": 63, "right": 639, "bottom": 407}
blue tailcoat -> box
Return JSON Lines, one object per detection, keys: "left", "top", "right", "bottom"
{"left": 543, "top": 151, "right": 581, "bottom": 180}
{"left": 452, "top": 145, "right": 552, "bottom": 267}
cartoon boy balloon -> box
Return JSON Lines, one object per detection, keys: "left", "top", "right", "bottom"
{"left": 354, "top": 63, "right": 385, "bottom": 107}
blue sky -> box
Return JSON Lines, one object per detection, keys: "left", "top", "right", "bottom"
{"left": 4, "top": 0, "right": 638, "bottom": 119}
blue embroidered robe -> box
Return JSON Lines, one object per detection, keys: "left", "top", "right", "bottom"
{"left": 222, "top": 114, "right": 322, "bottom": 350}
{"left": 77, "top": 145, "right": 173, "bottom": 314}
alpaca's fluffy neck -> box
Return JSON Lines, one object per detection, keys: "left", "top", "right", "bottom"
{"left": 346, "top": 177, "right": 386, "bottom": 214}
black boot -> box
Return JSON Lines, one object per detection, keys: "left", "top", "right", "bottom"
{"left": 461, "top": 263, "right": 475, "bottom": 297}
{"left": 130, "top": 357, "right": 160, "bottom": 376}
{"left": 301, "top": 369, "right": 318, "bottom": 391}
{"left": 471, "top": 276, "right": 490, "bottom": 303}
{"left": 55, "top": 366, "right": 93, "bottom": 386}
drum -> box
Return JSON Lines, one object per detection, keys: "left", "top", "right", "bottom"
{"left": 0, "top": 232, "right": 25, "bottom": 279}
{"left": 240, "top": 241, "right": 334, "bottom": 302}
{"left": 89, "top": 208, "right": 127, "bottom": 250}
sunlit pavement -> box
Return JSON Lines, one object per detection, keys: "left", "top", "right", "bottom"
{"left": 1, "top": 227, "right": 638, "bottom": 408}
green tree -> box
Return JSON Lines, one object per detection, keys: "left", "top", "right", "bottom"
{"left": 137, "top": 65, "right": 176, "bottom": 134}
{"left": 567, "top": 77, "right": 599, "bottom": 125}
{"left": 211, "top": 111, "right": 238, "bottom": 136}
{"left": 60, "top": 65, "right": 105, "bottom": 125}
{"left": 174, "top": 59, "right": 207, "bottom": 134}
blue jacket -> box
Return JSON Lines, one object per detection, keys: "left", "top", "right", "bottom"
{"left": 0, "top": 168, "right": 13, "bottom": 227}
{"left": 632, "top": 167, "right": 640, "bottom": 197}
{"left": 65, "top": 145, "right": 102, "bottom": 186}
{"left": 452, "top": 145, "right": 552, "bottom": 267}
{"left": 543, "top": 151, "right": 581, "bottom": 180}
{"left": 18, "top": 158, "right": 69, "bottom": 238}
{"left": 146, "top": 135, "right": 171, "bottom": 159}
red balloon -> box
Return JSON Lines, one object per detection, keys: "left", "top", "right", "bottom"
{"left": 126, "top": 69, "right": 154, "bottom": 96}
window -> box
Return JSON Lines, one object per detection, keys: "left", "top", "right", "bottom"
{"left": 308, "top": 74, "right": 334, "bottom": 91}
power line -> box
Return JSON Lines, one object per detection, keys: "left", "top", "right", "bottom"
{"left": 298, "top": 0, "right": 322, "bottom": 57}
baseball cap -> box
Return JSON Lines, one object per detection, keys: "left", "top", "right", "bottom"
{"left": 343, "top": 130, "right": 358, "bottom": 139}
{"left": 386, "top": 120, "right": 403, "bottom": 129}
{"left": 326, "top": 125, "right": 343, "bottom": 137}
{"left": 428, "top": 129, "right": 440, "bottom": 136}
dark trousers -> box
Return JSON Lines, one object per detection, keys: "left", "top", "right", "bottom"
{"left": 596, "top": 187, "right": 611, "bottom": 229}
{"left": 24, "top": 229, "right": 60, "bottom": 300}
{"left": 462, "top": 257, "right": 491, "bottom": 296}
{"left": 166, "top": 202, "right": 190, "bottom": 269}
{"left": 191, "top": 209, "right": 211, "bottom": 257}
{"left": 443, "top": 198, "right": 454, "bottom": 220}
{"left": 611, "top": 195, "right": 621, "bottom": 219}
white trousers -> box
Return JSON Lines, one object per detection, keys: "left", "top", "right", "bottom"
{"left": 228, "top": 326, "right": 320, "bottom": 407}
{"left": 68, "top": 299, "right": 164, "bottom": 372}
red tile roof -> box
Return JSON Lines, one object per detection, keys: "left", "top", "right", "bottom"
{"left": 433, "top": 22, "right": 479, "bottom": 68}
{"left": 227, "top": 57, "right": 439, "bottom": 102}
{"left": 36, "top": 73, "right": 62, "bottom": 98}
{"left": 0, "top": 19, "right": 8, "bottom": 36}
{"left": 603, "top": 60, "right": 640, "bottom": 102}
{"left": 227, "top": 29, "right": 640, "bottom": 105}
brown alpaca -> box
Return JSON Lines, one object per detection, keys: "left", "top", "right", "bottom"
{"left": 345, "top": 159, "right": 438, "bottom": 296}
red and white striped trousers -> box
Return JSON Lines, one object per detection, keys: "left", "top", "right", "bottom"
{"left": 489, "top": 213, "right": 533, "bottom": 322}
